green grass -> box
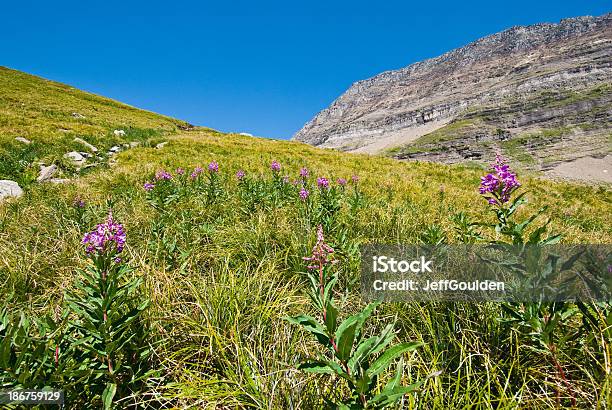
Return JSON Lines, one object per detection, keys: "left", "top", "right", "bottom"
{"left": 0, "top": 66, "right": 189, "bottom": 183}
{"left": 1, "top": 69, "right": 611, "bottom": 408}
{"left": 384, "top": 119, "right": 487, "bottom": 157}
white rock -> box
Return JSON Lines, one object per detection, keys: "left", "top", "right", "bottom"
{"left": 156, "top": 142, "right": 168, "bottom": 149}
{"left": 15, "top": 137, "right": 31, "bottom": 144}
{"left": 37, "top": 164, "right": 58, "bottom": 182}
{"left": 129, "top": 141, "right": 140, "bottom": 148}
{"left": 239, "top": 132, "right": 253, "bottom": 137}
{"left": 65, "top": 151, "right": 84, "bottom": 161}
{"left": 0, "top": 180, "right": 23, "bottom": 200}
{"left": 109, "top": 145, "right": 122, "bottom": 153}
{"left": 48, "top": 178, "right": 71, "bottom": 184}
{"left": 113, "top": 129, "right": 126, "bottom": 137}
{"left": 71, "top": 112, "right": 85, "bottom": 119}
{"left": 74, "top": 137, "right": 98, "bottom": 153}
{"left": 64, "top": 151, "right": 86, "bottom": 166}
{"left": 80, "top": 151, "right": 93, "bottom": 158}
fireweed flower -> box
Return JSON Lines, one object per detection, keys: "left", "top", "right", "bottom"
{"left": 73, "top": 197, "right": 86, "bottom": 208}
{"left": 143, "top": 181, "right": 155, "bottom": 191}
{"left": 479, "top": 154, "right": 521, "bottom": 204}
{"left": 283, "top": 175, "right": 290, "bottom": 184}
{"left": 236, "top": 169, "right": 246, "bottom": 180}
{"left": 299, "top": 187, "right": 310, "bottom": 201}
{"left": 176, "top": 167, "right": 185, "bottom": 175}
{"left": 299, "top": 167, "right": 309, "bottom": 179}
{"left": 337, "top": 178, "right": 347, "bottom": 186}
{"left": 155, "top": 170, "right": 172, "bottom": 180}
{"left": 303, "top": 225, "right": 335, "bottom": 270}
{"left": 82, "top": 212, "right": 126, "bottom": 255}
{"left": 191, "top": 166, "right": 203, "bottom": 179}
{"left": 317, "top": 177, "right": 330, "bottom": 189}
{"left": 208, "top": 161, "right": 219, "bottom": 173}
{"left": 271, "top": 160, "right": 281, "bottom": 172}
{"left": 351, "top": 175, "right": 359, "bottom": 183}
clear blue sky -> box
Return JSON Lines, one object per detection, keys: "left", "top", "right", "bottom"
{"left": 2, "top": 1, "right": 609, "bottom": 139}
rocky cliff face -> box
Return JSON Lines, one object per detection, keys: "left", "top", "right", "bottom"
{"left": 293, "top": 14, "right": 611, "bottom": 177}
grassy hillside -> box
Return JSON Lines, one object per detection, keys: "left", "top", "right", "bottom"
{"left": 0, "top": 66, "right": 190, "bottom": 184}
{"left": 1, "top": 71, "right": 611, "bottom": 408}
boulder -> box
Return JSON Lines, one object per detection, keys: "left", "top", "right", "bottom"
{"left": 129, "top": 141, "right": 140, "bottom": 148}
{"left": 74, "top": 137, "right": 98, "bottom": 153}
{"left": 37, "top": 164, "right": 58, "bottom": 182}
{"left": 0, "top": 180, "right": 23, "bottom": 201}
{"left": 71, "top": 112, "right": 85, "bottom": 119}
{"left": 113, "top": 129, "right": 126, "bottom": 137}
{"left": 109, "top": 145, "right": 122, "bottom": 153}
{"left": 156, "top": 142, "right": 168, "bottom": 149}
{"left": 64, "top": 151, "right": 86, "bottom": 166}
{"left": 15, "top": 137, "right": 31, "bottom": 145}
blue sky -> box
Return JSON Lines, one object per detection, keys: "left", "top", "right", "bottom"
{"left": 2, "top": 1, "right": 610, "bottom": 139}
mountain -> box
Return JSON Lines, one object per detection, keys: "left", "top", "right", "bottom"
{"left": 293, "top": 14, "right": 611, "bottom": 177}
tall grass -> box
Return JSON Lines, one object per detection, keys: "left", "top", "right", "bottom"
{"left": 1, "top": 130, "right": 610, "bottom": 408}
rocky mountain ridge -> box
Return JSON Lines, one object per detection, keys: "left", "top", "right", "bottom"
{"left": 293, "top": 14, "right": 611, "bottom": 181}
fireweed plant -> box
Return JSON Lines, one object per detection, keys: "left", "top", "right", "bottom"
{"left": 142, "top": 161, "right": 359, "bottom": 272}
{"left": 204, "top": 160, "right": 224, "bottom": 204}
{"left": 66, "top": 212, "right": 153, "bottom": 408}
{"left": 477, "top": 154, "right": 578, "bottom": 406}
{"left": 286, "top": 226, "right": 424, "bottom": 409}
{"left": 1, "top": 213, "right": 152, "bottom": 409}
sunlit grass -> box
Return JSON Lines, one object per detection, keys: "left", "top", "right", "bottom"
{"left": 1, "top": 126, "right": 610, "bottom": 408}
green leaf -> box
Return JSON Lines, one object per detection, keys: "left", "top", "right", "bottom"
{"left": 355, "top": 302, "right": 379, "bottom": 338}
{"left": 370, "top": 380, "right": 425, "bottom": 407}
{"left": 560, "top": 249, "right": 584, "bottom": 271}
{"left": 102, "top": 382, "right": 117, "bottom": 410}
{"left": 335, "top": 319, "right": 358, "bottom": 361}
{"left": 334, "top": 302, "right": 379, "bottom": 353}
{"left": 298, "top": 360, "right": 338, "bottom": 375}
{"left": 347, "top": 336, "right": 378, "bottom": 373}
{"left": 507, "top": 192, "right": 528, "bottom": 216}
{"left": 369, "top": 323, "right": 396, "bottom": 357}
{"left": 325, "top": 302, "right": 338, "bottom": 334}
{"left": 284, "top": 315, "right": 330, "bottom": 346}
{"left": 367, "top": 342, "right": 422, "bottom": 378}
{"left": 347, "top": 323, "right": 394, "bottom": 373}
{"left": 540, "top": 234, "right": 562, "bottom": 245}
{"left": 384, "top": 357, "right": 404, "bottom": 391}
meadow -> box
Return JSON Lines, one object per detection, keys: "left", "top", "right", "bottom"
{"left": 1, "top": 68, "right": 611, "bottom": 409}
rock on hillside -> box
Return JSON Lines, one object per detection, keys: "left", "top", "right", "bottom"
{"left": 293, "top": 14, "right": 611, "bottom": 174}
{"left": 0, "top": 180, "right": 23, "bottom": 200}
